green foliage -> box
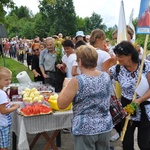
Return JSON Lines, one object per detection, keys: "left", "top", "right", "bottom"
{"left": 89, "top": 12, "right": 107, "bottom": 31}
{"left": 76, "top": 13, "right": 107, "bottom": 35}
{"left": 9, "top": 6, "right": 32, "bottom": 19}
{"left": 39, "top": 0, "right": 77, "bottom": 37}
{"left": 0, "top": 0, "right": 15, "bottom": 23}
{"left": 0, "top": 57, "right": 34, "bottom": 83}
{"left": 76, "top": 16, "right": 85, "bottom": 32}
{"left": 33, "top": 13, "right": 48, "bottom": 38}
{"left": 5, "top": 6, "right": 35, "bottom": 38}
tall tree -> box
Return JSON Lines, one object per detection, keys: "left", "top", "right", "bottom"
{"left": 89, "top": 12, "right": 106, "bottom": 31}
{"left": 9, "top": 6, "right": 32, "bottom": 19}
{"left": 33, "top": 13, "right": 49, "bottom": 38}
{"left": 0, "top": 0, "right": 15, "bottom": 23}
{"left": 5, "top": 6, "right": 34, "bottom": 38}
{"left": 39, "top": 0, "right": 77, "bottom": 37}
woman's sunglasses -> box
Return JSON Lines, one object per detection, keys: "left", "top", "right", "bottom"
{"left": 33, "top": 49, "right": 39, "bottom": 52}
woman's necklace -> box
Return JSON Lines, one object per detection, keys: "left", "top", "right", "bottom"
{"left": 125, "top": 63, "right": 139, "bottom": 78}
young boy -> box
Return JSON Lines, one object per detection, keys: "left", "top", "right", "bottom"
{"left": 0, "top": 66, "right": 20, "bottom": 150}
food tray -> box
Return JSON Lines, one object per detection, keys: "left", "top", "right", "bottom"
{"left": 19, "top": 110, "right": 53, "bottom": 117}
{"left": 17, "top": 103, "right": 53, "bottom": 117}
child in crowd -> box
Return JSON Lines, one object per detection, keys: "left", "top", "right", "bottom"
{"left": 0, "top": 66, "right": 20, "bottom": 150}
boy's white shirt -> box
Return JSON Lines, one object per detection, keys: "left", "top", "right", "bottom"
{"left": 62, "top": 53, "right": 77, "bottom": 78}
{"left": 0, "top": 89, "right": 10, "bottom": 126}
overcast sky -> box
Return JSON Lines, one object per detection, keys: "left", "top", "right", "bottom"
{"left": 12, "top": 0, "right": 141, "bottom": 27}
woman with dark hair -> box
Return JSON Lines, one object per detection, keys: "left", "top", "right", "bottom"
{"left": 108, "top": 41, "right": 150, "bottom": 150}
{"left": 57, "top": 39, "right": 76, "bottom": 78}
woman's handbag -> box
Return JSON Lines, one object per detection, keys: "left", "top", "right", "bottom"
{"left": 110, "top": 82, "right": 127, "bottom": 125}
{"left": 110, "top": 95, "right": 127, "bottom": 125}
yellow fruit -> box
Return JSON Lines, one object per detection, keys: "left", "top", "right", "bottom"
{"left": 38, "top": 95, "right": 44, "bottom": 100}
{"left": 34, "top": 91, "right": 40, "bottom": 96}
{"left": 24, "top": 88, "right": 30, "bottom": 92}
{"left": 33, "top": 97, "right": 39, "bottom": 102}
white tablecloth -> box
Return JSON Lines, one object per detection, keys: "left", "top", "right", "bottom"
{"left": 11, "top": 108, "right": 73, "bottom": 150}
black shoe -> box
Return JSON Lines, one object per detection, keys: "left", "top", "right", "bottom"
{"left": 110, "top": 146, "right": 114, "bottom": 150}
{"left": 63, "top": 128, "right": 70, "bottom": 133}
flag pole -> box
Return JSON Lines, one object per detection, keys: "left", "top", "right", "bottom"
{"left": 120, "top": 34, "right": 149, "bottom": 141}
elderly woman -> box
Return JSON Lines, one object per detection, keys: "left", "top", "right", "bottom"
{"left": 58, "top": 45, "right": 113, "bottom": 150}
{"left": 108, "top": 41, "right": 150, "bottom": 150}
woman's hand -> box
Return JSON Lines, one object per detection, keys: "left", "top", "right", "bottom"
{"left": 58, "top": 78, "right": 78, "bottom": 109}
{"left": 43, "top": 73, "right": 49, "bottom": 78}
{"left": 56, "top": 64, "right": 63, "bottom": 69}
{"left": 35, "top": 72, "right": 41, "bottom": 77}
{"left": 63, "top": 78, "right": 71, "bottom": 87}
{"left": 56, "top": 64, "right": 65, "bottom": 72}
{"left": 132, "top": 97, "right": 144, "bottom": 105}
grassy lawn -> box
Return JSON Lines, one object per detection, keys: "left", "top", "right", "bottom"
{"left": 0, "top": 57, "right": 34, "bottom": 83}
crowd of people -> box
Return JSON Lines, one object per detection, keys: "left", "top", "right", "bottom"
{"left": 0, "top": 27, "right": 150, "bottom": 150}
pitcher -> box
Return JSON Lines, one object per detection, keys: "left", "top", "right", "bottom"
{"left": 6, "top": 86, "right": 18, "bottom": 100}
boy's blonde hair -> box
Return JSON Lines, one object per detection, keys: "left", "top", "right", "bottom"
{"left": 0, "top": 66, "right": 12, "bottom": 79}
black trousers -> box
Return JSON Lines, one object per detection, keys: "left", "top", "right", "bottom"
{"left": 114, "top": 96, "right": 150, "bottom": 150}
{"left": 122, "top": 120, "right": 150, "bottom": 150}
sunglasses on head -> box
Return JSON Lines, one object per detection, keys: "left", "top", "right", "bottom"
{"left": 33, "top": 49, "right": 39, "bottom": 52}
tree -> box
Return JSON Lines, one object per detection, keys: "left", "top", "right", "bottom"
{"left": 0, "top": 0, "right": 15, "bottom": 23}
{"left": 33, "top": 13, "right": 49, "bottom": 38}
{"left": 5, "top": 12, "right": 19, "bottom": 37}
{"left": 89, "top": 12, "right": 106, "bottom": 31}
{"left": 9, "top": 6, "right": 33, "bottom": 19}
{"left": 5, "top": 6, "right": 35, "bottom": 38}
{"left": 76, "top": 16, "right": 86, "bottom": 32}
{"left": 76, "top": 12, "right": 107, "bottom": 35}
{"left": 39, "top": 0, "right": 77, "bottom": 37}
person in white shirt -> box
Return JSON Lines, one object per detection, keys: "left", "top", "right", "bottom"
{"left": 90, "top": 29, "right": 112, "bottom": 71}
{"left": 0, "top": 67, "right": 20, "bottom": 150}
{"left": 56, "top": 39, "right": 76, "bottom": 133}
{"left": 57, "top": 39, "right": 76, "bottom": 78}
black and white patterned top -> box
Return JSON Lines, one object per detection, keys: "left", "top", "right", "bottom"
{"left": 72, "top": 72, "right": 113, "bottom": 135}
{"left": 109, "top": 60, "right": 150, "bottom": 121}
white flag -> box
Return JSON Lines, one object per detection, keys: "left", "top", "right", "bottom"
{"left": 117, "top": 0, "right": 127, "bottom": 44}
{"left": 116, "top": 0, "right": 127, "bottom": 99}
{"left": 128, "top": 8, "right": 136, "bottom": 43}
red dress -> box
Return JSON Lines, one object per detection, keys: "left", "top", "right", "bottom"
{"left": 138, "top": 10, "right": 150, "bottom": 27}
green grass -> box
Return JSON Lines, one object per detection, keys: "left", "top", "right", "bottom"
{"left": 0, "top": 57, "right": 34, "bottom": 83}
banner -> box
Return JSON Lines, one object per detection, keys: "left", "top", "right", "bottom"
{"left": 137, "top": 0, "right": 150, "bottom": 34}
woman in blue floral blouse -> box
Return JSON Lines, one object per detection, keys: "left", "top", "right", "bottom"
{"left": 58, "top": 45, "right": 113, "bottom": 150}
